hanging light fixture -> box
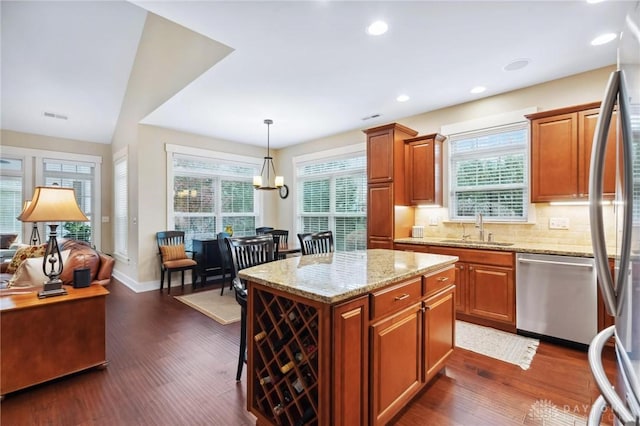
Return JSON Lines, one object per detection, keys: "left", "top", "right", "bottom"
{"left": 253, "top": 119, "right": 284, "bottom": 190}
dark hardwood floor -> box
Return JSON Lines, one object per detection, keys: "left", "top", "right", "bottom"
{"left": 1, "top": 279, "right": 617, "bottom": 426}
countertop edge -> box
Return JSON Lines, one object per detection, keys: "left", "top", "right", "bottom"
{"left": 239, "top": 255, "right": 458, "bottom": 305}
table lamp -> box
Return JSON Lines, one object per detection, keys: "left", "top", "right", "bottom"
{"left": 19, "top": 200, "right": 40, "bottom": 245}
{"left": 18, "top": 186, "right": 89, "bottom": 298}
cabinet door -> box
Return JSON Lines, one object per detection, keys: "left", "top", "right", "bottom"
{"left": 580, "top": 108, "right": 618, "bottom": 199}
{"left": 370, "top": 303, "right": 422, "bottom": 426}
{"left": 467, "top": 264, "right": 515, "bottom": 324}
{"left": 454, "top": 262, "right": 467, "bottom": 314}
{"left": 407, "top": 138, "right": 439, "bottom": 205}
{"left": 367, "top": 183, "right": 393, "bottom": 248}
{"left": 367, "top": 129, "right": 394, "bottom": 183}
{"left": 333, "top": 296, "right": 368, "bottom": 426}
{"left": 530, "top": 112, "right": 579, "bottom": 202}
{"left": 424, "top": 286, "right": 455, "bottom": 382}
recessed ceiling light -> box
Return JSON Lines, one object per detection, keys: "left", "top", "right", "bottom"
{"left": 367, "top": 20, "right": 388, "bottom": 36}
{"left": 591, "top": 32, "right": 617, "bottom": 45}
{"left": 470, "top": 86, "right": 486, "bottom": 94}
{"left": 503, "top": 58, "right": 530, "bottom": 71}
{"left": 396, "top": 94, "right": 410, "bottom": 102}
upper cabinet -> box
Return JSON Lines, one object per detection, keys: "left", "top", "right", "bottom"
{"left": 364, "top": 123, "right": 418, "bottom": 249}
{"left": 527, "top": 102, "right": 617, "bottom": 202}
{"left": 405, "top": 133, "right": 446, "bottom": 206}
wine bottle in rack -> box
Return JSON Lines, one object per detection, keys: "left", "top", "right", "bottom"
{"left": 294, "top": 404, "right": 315, "bottom": 426}
{"left": 259, "top": 374, "right": 281, "bottom": 386}
{"left": 280, "top": 360, "right": 295, "bottom": 374}
{"left": 254, "top": 331, "right": 267, "bottom": 342}
{"left": 273, "top": 324, "right": 294, "bottom": 351}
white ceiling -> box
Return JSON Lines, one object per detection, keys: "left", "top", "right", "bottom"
{"left": 1, "top": 1, "right": 633, "bottom": 149}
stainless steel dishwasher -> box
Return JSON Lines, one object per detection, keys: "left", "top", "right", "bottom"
{"left": 516, "top": 253, "right": 597, "bottom": 346}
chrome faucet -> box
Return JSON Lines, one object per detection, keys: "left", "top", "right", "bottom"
{"left": 475, "top": 213, "right": 484, "bottom": 241}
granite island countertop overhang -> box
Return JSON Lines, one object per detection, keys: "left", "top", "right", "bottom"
{"left": 237, "top": 249, "right": 458, "bottom": 304}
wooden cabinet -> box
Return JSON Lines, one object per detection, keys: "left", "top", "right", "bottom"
{"left": 370, "top": 302, "right": 423, "bottom": 426}
{"left": 426, "top": 246, "right": 515, "bottom": 332}
{"left": 405, "top": 133, "right": 446, "bottom": 206}
{"left": 246, "top": 261, "right": 456, "bottom": 426}
{"left": 364, "top": 123, "right": 418, "bottom": 248}
{"left": 528, "top": 102, "right": 617, "bottom": 202}
{"left": 1, "top": 285, "right": 109, "bottom": 397}
{"left": 423, "top": 286, "right": 455, "bottom": 381}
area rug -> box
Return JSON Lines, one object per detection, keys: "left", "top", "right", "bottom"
{"left": 175, "top": 289, "right": 241, "bottom": 325}
{"left": 455, "top": 320, "right": 539, "bottom": 370}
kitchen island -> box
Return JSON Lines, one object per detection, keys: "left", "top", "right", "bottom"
{"left": 238, "top": 249, "right": 458, "bottom": 426}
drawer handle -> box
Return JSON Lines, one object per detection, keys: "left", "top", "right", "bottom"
{"left": 394, "top": 293, "right": 410, "bottom": 301}
{"left": 437, "top": 277, "right": 449, "bottom": 282}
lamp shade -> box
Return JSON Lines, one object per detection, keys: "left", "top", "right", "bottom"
{"left": 18, "top": 186, "right": 88, "bottom": 223}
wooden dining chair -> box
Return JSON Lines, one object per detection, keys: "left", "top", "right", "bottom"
{"left": 297, "top": 230, "right": 335, "bottom": 255}
{"left": 156, "top": 231, "right": 197, "bottom": 294}
{"left": 216, "top": 232, "right": 232, "bottom": 296}
{"left": 266, "top": 229, "right": 289, "bottom": 259}
{"left": 255, "top": 227, "right": 274, "bottom": 235}
{"left": 225, "top": 234, "right": 276, "bottom": 381}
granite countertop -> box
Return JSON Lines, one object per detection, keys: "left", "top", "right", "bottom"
{"left": 237, "top": 249, "right": 458, "bottom": 304}
{"left": 393, "top": 236, "right": 614, "bottom": 258}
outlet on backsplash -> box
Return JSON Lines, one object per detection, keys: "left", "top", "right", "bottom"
{"left": 428, "top": 216, "right": 439, "bottom": 226}
{"left": 549, "top": 217, "right": 570, "bottom": 230}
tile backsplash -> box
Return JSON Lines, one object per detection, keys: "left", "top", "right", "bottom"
{"left": 413, "top": 203, "right": 616, "bottom": 247}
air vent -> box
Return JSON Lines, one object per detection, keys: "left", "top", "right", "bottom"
{"left": 361, "top": 113, "right": 381, "bottom": 121}
{"left": 43, "top": 111, "right": 68, "bottom": 120}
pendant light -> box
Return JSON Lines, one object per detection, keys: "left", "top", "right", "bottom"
{"left": 253, "top": 119, "right": 284, "bottom": 190}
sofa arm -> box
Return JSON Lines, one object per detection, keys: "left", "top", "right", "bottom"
{"left": 94, "top": 252, "right": 115, "bottom": 285}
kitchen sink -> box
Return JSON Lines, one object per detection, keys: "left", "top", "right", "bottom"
{"left": 439, "top": 239, "right": 514, "bottom": 247}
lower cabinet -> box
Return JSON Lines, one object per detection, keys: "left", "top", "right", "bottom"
{"left": 424, "top": 286, "right": 455, "bottom": 381}
{"left": 419, "top": 246, "right": 516, "bottom": 332}
{"left": 370, "top": 302, "right": 423, "bottom": 426}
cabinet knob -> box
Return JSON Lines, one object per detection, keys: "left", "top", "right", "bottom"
{"left": 459, "top": 265, "right": 464, "bottom": 270}
{"left": 469, "top": 266, "right": 474, "bottom": 271}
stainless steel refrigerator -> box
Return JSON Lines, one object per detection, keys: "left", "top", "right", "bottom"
{"left": 588, "top": 1, "right": 640, "bottom": 425}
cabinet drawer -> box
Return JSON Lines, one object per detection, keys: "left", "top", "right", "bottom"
{"left": 370, "top": 277, "right": 422, "bottom": 320}
{"left": 428, "top": 246, "right": 513, "bottom": 267}
{"left": 423, "top": 266, "right": 455, "bottom": 297}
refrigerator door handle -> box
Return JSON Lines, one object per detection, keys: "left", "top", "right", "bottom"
{"left": 615, "top": 69, "right": 634, "bottom": 315}
{"left": 590, "top": 70, "right": 619, "bottom": 315}
{"left": 587, "top": 395, "right": 608, "bottom": 426}
{"left": 588, "top": 326, "right": 637, "bottom": 425}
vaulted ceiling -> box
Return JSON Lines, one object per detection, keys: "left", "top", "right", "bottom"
{"left": 1, "top": 1, "right": 632, "bottom": 149}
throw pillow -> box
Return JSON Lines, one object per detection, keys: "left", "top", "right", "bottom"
{"left": 160, "top": 244, "right": 187, "bottom": 261}
{"left": 6, "top": 244, "right": 47, "bottom": 274}
{"left": 8, "top": 250, "right": 71, "bottom": 288}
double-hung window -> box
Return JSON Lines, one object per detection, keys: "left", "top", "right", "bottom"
{"left": 0, "top": 158, "right": 25, "bottom": 241}
{"left": 171, "top": 152, "right": 261, "bottom": 249}
{"left": 113, "top": 150, "right": 128, "bottom": 260}
{"left": 296, "top": 150, "right": 367, "bottom": 251}
{"left": 43, "top": 158, "right": 96, "bottom": 243}
{"left": 449, "top": 123, "right": 529, "bottom": 221}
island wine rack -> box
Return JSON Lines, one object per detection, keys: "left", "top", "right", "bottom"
{"left": 251, "top": 287, "right": 320, "bottom": 426}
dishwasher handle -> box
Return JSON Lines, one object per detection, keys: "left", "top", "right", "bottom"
{"left": 517, "top": 257, "right": 594, "bottom": 269}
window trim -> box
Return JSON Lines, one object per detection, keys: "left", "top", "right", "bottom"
{"left": 165, "top": 143, "right": 265, "bottom": 233}
{"left": 1, "top": 145, "right": 102, "bottom": 247}
{"left": 293, "top": 143, "right": 367, "bottom": 250}
{"left": 113, "top": 147, "right": 128, "bottom": 263}
{"left": 444, "top": 111, "right": 532, "bottom": 223}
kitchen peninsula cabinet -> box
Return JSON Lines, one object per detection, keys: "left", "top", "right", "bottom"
{"left": 364, "top": 123, "right": 418, "bottom": 249}
{"left": 527, "top": 101, "right": 617, "bottom": 202}
{"left": 239, "top": 250, "right": 458, "bottom": 426}
{"left": 405, "top": 133, "right": 446, "bottom": 206}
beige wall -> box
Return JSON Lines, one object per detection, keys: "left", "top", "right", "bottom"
{"left": 1, "top": 62, "right": 616, "bottom": 290}
{"left": 135, "top": 124, "right": 278, "bottom": 286}
{"left": 0, "top": 129, "right": 113, "bottom": 252}
{"left": 110, "top": 11, "right": 233, "bottom": 287}
{"left": 278, "top": 65, "right": 616, "bottom": 246}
